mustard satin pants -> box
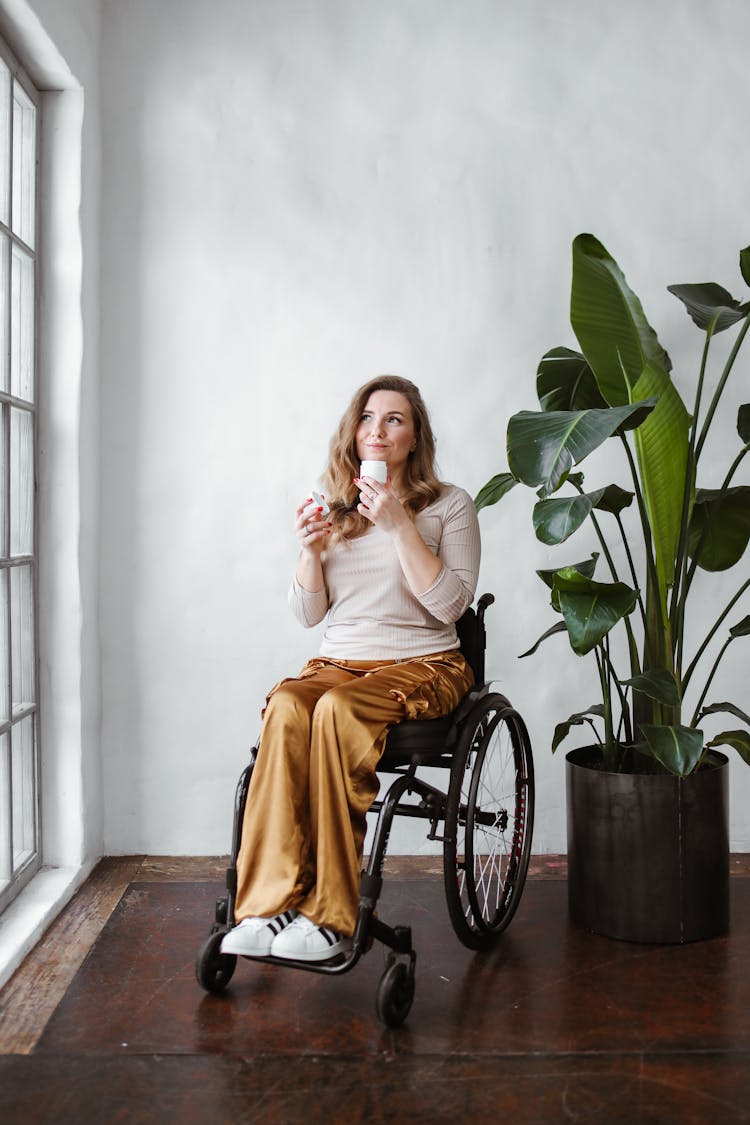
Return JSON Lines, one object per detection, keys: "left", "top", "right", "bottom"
{"left": 233, "top": 650, "right": 474, "bottom": 936}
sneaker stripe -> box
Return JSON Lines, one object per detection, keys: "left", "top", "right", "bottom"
{"left": 267, "top": 910, "right": 296, "bottom": 938}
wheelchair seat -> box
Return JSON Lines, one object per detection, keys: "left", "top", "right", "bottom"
{"left": 379, "top": 591, "right": 493, "bottom": 765}
{"left": 196, "top": 592, "right": 535, "bottom": 1030}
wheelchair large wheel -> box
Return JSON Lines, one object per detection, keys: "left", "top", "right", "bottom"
{"left": 443, "top": 693, "right": 534, "bottom": 949}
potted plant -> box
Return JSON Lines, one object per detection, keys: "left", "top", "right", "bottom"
{"left": 477, "top": 234, "right": 750, "bottom": 942}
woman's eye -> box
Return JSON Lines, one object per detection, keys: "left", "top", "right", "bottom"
{"left": 387, "top": 416, "right": 401, "bottom": 425}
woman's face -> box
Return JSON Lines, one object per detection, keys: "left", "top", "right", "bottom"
{"left": 355, "top": 390, "right": 417, "bottom": 484}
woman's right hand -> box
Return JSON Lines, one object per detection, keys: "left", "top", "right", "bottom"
{"left": 295, "top": 498, "right": 331, "bottom": 554}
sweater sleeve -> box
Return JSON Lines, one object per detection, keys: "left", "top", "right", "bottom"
{"left": 416, "top": 487, "right": 481, "bottom": 624}
{"left": 288, "top": 575, "right": 330, "bottom": 627}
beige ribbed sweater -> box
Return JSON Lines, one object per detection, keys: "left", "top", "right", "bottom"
{"left": 288, "top": 484, "right": 481, "bottom": 659}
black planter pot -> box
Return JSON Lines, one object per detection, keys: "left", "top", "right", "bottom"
{"left": 566, "top": 746, "right": 729, "bottom": 943}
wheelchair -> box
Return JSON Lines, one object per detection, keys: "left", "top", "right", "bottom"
{"left": 196, "top": 593, "right": 535, "bottom": 1027}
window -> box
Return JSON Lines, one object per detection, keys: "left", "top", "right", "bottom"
{"left": 0, "top": 44, "right": 39, "bottom": 915}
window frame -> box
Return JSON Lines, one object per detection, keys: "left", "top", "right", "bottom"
{"left": 0, "top": 33, "right": 41, "bottom": 917}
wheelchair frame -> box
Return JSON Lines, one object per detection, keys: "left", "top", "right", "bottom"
{"left": 196, "top": 593, "right": 535, "bottom": 1027}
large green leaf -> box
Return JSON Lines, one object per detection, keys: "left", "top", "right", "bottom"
{"left": 537, "top": 553, "right": 599, "bottom": 590}
{"left": 533, "top": 489, "right": 604, "bottom": 545}
{"left": 553, "top": 570, "right": 638, "bottom": 655}
{"left": 475, "top": 472, "right": 517, "bottom": 513}
{"left": 667, "top": 282, "right": 750, "bottom": 333}
{"left": 631, "top": 362, "right": 691, "bottom": 603}
{"left": 507, "top": 401, "right": 655, "bottom": 497}
{"left": 741, "top": 245, "right": 750, "bottom": 288}
{"left": 700, "top": 701, "right": 750, "bottom": 725}
{"left": 706, "top": 730, "right": 750, "bottom": 766}
{"left": 518, "top": 620, "right": 568, "bottom": 658}
{"left": 552, "top": 704, "right": 605, "bottom": 753}
{"left": 640, "top": 724, "right": 705, "bottom": 776}
{"left": 738, "top": 405, "right": 750, "bottom": 443}
{"left": 621, "top": 669, "right": 681, "bottom": 706}
{"left": 536, "top": 347, "right": 607, "bottom": 412}
{"left": 592, "top": 484, "right": 634, "bottom": 515}
{"left": 570, "top": 234, "right": 672, "bottom": 407}
{"left": 687, "top": 486, "right": 750, "bottom": 571}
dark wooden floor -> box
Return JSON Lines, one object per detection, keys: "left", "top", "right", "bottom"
{"left": 1, "top": 855, "right": 750, "bottom": 1123}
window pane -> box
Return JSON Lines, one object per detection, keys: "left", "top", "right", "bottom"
{"left": 10, "top": 244, "right": 33, "bottom": 401}
{"left": 0, "top": 59, "right": 9, "bottom": 227}
{"left": 0, "top": 733, "right": 9, "bottom": 886}
{"left": 10, "top": 407, "right": 33, "bottom": 556}
{"left": 0, "top": 234, "right": 8, "bottom": 392}
{"left": 0, "top": 570, "right": 8, "bottom": 725}
{"left": 11, "top": 715, "right": 35, "bottom": 869}
{"left": 11, "top": 81, "right": 35, "bottom": 248}
{"left": 10, "top": 564, "right": 34, "bottom": 715}
{"left": 0, "top": 403, "right": 5, "bottom": 554}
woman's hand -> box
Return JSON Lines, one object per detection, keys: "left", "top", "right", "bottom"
{"left": 294, "top": 497, "right": 331, "bottom": 594}
{"left": 355, "top": 475, "right": 409, "bottom": 535}
{"left": 295, "top": 498, "right": 331, "bottom": 554}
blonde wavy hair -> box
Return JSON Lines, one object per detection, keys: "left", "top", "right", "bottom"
{"left": 322, "top": 375, "right": 443, "bottom": 541}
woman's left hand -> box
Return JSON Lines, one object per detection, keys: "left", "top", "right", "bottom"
{"left": 355, "top": 475, "right": 408, "bottom": 535}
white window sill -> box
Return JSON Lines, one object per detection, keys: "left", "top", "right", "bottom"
{"left": 0, "top": 861, "right": 95, "bottom": 991}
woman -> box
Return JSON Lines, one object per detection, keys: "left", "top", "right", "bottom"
{"left": 221, "top": 375, "right": 481, "bottom": 962}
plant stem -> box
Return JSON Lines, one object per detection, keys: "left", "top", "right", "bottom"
{"left": 615, "top": 510, "right": 646, "bottom": 629}
{"left": 683, "top": 444, "right": 750, "bottom": 602}
{"left": 673, "top": 321, "right": 750, "bottom": 675}
{"left": 669, "top": 330, "right": 709, "bottom": 668}
{"left": 695, "top": 312, "right": 750, "bottom": 462}
{"left": 720, "top": 445, "right": 750, "bottom": 490}
{"left": 600, "top": 640, "right": 633, "bottom": 745}
{"left": 579, "top": 484, "right": 644, "bottom": 680}
{"left": 682, "top": 575, "right": 750, "bottom": 693}
{"left": 572, "top": 479, "right": 621, "bottom": 582}
{"left": 595, "top": 645, "right": 616, "bottom": 767}
{"left": 693, "top": 325, "right": 714, "bottom": 440}
{"left": 690, "top": 636, "right": 733, "bottom": 727}
{"left": 619, "top": 433, "right": 662, "bottom": 669}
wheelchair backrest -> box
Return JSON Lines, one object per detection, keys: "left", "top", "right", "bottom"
{"left": 455, "top": 593, "right": 494, "bottom": 686}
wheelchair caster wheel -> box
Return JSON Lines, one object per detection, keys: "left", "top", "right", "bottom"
{"left": 376, "top": 959, "right": 415, "bottom": 1028}
{"left": 196, "top": 929, "right": 236, "bottom": 994}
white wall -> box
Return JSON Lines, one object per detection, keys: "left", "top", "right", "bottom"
{"left": 30, "top": 0, "right": 102, "bottom": 867}
{"left": 98, "top": 0, "right": 750, "bottom": 855}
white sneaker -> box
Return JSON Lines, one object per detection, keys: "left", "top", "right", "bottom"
{"left": 220, "top": 910, "right": 297, "bottom": 957}
{"left": 270, "top": 914, "right": 353, "bottom": 962}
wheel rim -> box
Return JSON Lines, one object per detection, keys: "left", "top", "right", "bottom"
{"left": 454, "top": 701, "right": 533, "bottom": 936}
